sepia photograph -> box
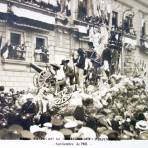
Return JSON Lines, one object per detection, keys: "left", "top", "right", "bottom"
{"left": 0, "top": 0, "right": 148, "bottom": 147}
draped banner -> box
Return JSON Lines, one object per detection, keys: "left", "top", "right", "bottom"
{"left": 12, "top": 6, "right": 55, "bottom": 25}
{"left": 123, "top": 37, "right": 137, "bottom": 49}
{"left": 0, "top": 3, "right": 7, "bottom": 13}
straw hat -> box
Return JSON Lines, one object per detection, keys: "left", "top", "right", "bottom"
{"left": 78, "top": 127, "right": 96, "bottom": 140}
{"left": 64, "top": 121, "right": 78, "bottom": 129}
{"left": 8, "top": 124, "right": 23, "bottom": 134}
{"left": 43, "top": 123, "right": 52, "bottom": 128}
{"left": 21, "top": 130, "right": 35, "bottom": 140}
{"left": 70, "top": 133, "right": 82, "bottom": 140}
{"left": 135, "top": 121, "right": 148, "bottom": 131}
{"left": 0, "top": 129, "right": 8, "bottom": 139}
{"left": 139, "top": 131, "right": 148, "bottom": 140}
{"left": 60, "top": 129, "right": 73, "bottom": 139}
{"left": 30, "top": 125, "right": 40, "bottom": 133}
{"left": 33, "top": 130, "right": 47, "bottom": 139}
{"left": 1, "top": 130, "right": 21, "bottom": 140}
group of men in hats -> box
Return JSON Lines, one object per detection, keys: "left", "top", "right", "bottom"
{"left": 53, "top": 41, "right": 118, "bottom": 92}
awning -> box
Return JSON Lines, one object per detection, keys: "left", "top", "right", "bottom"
{"left": 12, "top": 6, "right": 55, "bottom": 25}
{"left": 14, "top": 15, "right": 54, "bottom": 31}
{"left": 0, "top": 3, "right": 7, "bottom": 13}
{"left": 0, "top": 12, "right": 54, "bottom": 31}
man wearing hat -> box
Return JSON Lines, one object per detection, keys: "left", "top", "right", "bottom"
{"left": 101, "top": 47, "right": 112, "bottom": 78}
{"left": 60, "top": 59, "right": 75, "bottom": 86}
{"left": 50, "top": 63, "right": 66, "bottom": 92}
{"left": 72, "top": 48, "right": 86, "bottom": 91}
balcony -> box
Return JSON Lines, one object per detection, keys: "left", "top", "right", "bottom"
{"left": 34, "top": 47, "right": 49, "bottom": 63}
{"left": 140, "top": 36, "right": 148, "bottom": 54}
{"left": 4, "top": 0, "right": 60, "bottom": 15}
{"left": 1, "top": 44, "right": 27, "bottom": 64}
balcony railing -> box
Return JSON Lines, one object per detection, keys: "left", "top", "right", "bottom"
{"left": 140, "top": 37, "right": 148, "bottom": 54}
{"left": 5, "top": 0, "right": 61, "bottom": 14}
{"left": 5, "top": 45, "right": 26, "bottom": 60}
{"left": 34, "top": 48, "right": 49, "bottom": 63}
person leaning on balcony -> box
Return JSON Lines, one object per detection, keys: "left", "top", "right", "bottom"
{"left": 49, "top": 0, "right": 61, "bottom": 12}
{"left": 40, "top": 0, "right": 49, "bottom": 8}
{"left": 41, "top": 46, "right": 49, "bottom": 63}
{"left": 8, "top": 44, "right": 17, "bottom": 59}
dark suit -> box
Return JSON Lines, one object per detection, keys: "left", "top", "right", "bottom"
{"left": 63, "top": 65, "right": 75, "bottom": 85}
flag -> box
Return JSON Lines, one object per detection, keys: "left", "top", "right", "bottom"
{"left": 0, "top": 42, "right": 8, "bottom": 57}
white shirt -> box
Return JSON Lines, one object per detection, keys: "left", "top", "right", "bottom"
{"left": 55, "top": 66, "right": 65, "bottom": 80}
{"left": 84, "top": 58, "right": 93, "bottom": 70}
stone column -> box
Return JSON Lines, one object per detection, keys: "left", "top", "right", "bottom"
{"left": 145, "top": 16, "right": 148, "bottom": 35}
{"left": 133, "top": 8, "right": 141, "bottom": 45}
{"left": 71, "top": 0, "right": 79, "bottom": 19}
{"left": 87, "top": 0, "right": 93, "bottom": 16}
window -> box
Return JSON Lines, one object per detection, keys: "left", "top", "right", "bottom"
{"left": 126, "top": 15, "right": 133, "bottom": 28}
{"left": 123, "top": 15, "right": 134, "bottom": 34}
{"left": 36, "top": 37, "right": 45, "bottom": 49}
{"left": 10, "top": 32, "right": 21, "bottom": 46}
{"left": 5, "top": 32, "right": 26, "bottom": 61}
{"left": 35, "top": 36, "right": 49, "bottom": 63}
{"left": 78, "top": 0, "right": 87, "bottom": 20}
{"left": 142, "top": 22, "right": 146, "bottom": 37}
{"left": 141, "top": 16, "right": 146, "bottom": 37}
{"left": 112, "top": 11, "right": 118, "bottom": 28}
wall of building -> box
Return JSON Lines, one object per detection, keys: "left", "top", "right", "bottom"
{"left": 133, "top": 47, "right": 148, "bottom": 89}
{"left": 0, "top": 22, "right": 86, "bottom": 91}
{"left": 113, "top": 0, "right": 148, "bottom": 89}
{"left": 1, "top": 0, "right": 148, "bottom": 90}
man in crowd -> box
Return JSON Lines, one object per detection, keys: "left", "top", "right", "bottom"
{"left": 102, "top": 47, "right": 112, "bottom": 78}
{"left": 60, "top": 59, "right": 75, "bottom": 86}
{"left": 73, "top": 48, "right": 86, "bottom": 91}
{"left": 50, "top": 64, "right": 66, "bottom": 93}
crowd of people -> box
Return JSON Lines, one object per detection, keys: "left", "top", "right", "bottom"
{"left": 31, "top": 42, "right": 120, "bottom": 94}
{"left": 10, "top": 0, "right": 112, "bottom": 24}
{"left": 34, "top": 45, "right": 49, "bottom": 63}
{"left": 0, "top": 0, "right": 146, "bottom": 141}
{"left": 13, "top": 0, "right": 71, "bottom": 16}
{"left": 0, "top": 42, "right": 148, "bottom": 140}
{"left": 0, "top": 42, "right": 26, "bottom": 60}
{"left": 0, "top": 67, "right": 148, "bottom": 140}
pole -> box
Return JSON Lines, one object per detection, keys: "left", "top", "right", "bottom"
{"left": 121, "top": 9, "right": 132, "bottom": 75}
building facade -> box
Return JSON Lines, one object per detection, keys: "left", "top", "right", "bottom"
{"left": 0, "top": 0, "right": 148, "bottom": 90}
